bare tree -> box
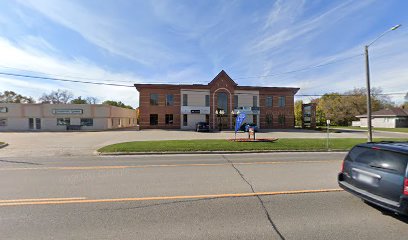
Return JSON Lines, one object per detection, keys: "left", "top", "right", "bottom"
{"left": 39, "top": 89, "right": 74, "bottom": 104}
{"left": 86, "top": 97, "right": 98, "bottom": 104}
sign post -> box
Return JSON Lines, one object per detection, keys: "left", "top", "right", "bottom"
{"left": 326, "top": 119, "right": 331, "bottom": 151}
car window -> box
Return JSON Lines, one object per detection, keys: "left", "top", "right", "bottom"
{"left": 348, "top": 146, "right": 408, "bottom": 175}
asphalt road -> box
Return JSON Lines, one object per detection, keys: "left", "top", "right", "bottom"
{"left": 0, "top": 152, "right": 407, "bottom": 239}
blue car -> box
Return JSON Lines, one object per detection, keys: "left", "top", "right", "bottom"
{"left": 242, "top": 123, "right": 258, "bottom": 132}
{"left": 338, "top": 141, "right": 408, "bottom": 215}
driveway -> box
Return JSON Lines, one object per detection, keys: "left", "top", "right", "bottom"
{"left": 0, "top": 129, "right": 407, "bottom": 157}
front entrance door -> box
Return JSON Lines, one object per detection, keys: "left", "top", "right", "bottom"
{"left": 29, "top": 118, "right": 41, "bottom": 130}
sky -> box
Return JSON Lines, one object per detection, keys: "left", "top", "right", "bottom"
{"left": 0, "top": 0, "right": 407, "bottom": 107}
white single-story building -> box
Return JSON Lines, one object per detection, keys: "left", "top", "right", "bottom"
{"left": 0, "top": 103, "right": 137, "bottom": 131}
{"left": 356, "top": 108, "right": 408, "bottom": 128}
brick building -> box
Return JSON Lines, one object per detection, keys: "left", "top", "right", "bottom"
{"left": 135, "top": 70, "right": 299, "bottom": 130}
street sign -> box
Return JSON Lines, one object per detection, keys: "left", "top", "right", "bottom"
{"left": 326, "top": 119, "right": 331, "bottom": 125}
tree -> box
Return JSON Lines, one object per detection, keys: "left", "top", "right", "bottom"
{"left": 403, "top": 92, "right": 408, "bottom": 109}
{"left": 314, "top": 87, "right": 396, "bottom": 126}
{"left": 294, "top": 100, "right": 303, "bottom": 127}
{"left": 102, "top": 100, "right": 133, "bottom": 109}
{"left": 70, "top": 96, "right": 87, "bottom": 104}
{"left": 39, "top": 89, "right": 74, "bottom": 104}
{"left": 0, "top": 91, "right": 35, "bottom": 103}
{"left": 86, "top": 97, "right": 98, "bottom": 104}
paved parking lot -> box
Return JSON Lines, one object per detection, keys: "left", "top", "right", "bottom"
{"left": 1, "top": 129, "right": 407, "bottom": 157}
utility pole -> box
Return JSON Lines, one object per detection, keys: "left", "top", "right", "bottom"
{"left": 365, "top": 45, "right": 373, "bottom": 142}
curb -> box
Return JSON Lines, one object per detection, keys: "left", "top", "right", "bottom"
{"left": 98, "top": 150, "right": 348, "bottom": 156}
{"left": 0, "top": 143, "right": 9, "bottom": 149}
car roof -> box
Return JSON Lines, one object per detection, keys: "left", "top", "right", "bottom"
{"left": 357, "top": 141, "right": 408, "bottom": 154}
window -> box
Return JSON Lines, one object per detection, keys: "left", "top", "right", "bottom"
{"left": 183, "top": 94, "right": 188, "bottom": 106}
{"left": 278, "top": 114, "right": 285, "bottom": 126}
{"left": 150, "top": 114, "right": 158, "bottom": 125}
{"left": 29, "top": 118, "right": 34, "bottom": 129}
{"left": 0, "top": 107, "right": 7, "bottom": 113}
{"left": 233, "top": 95, "right": 238, "bottom": 109}
{"left": 0, "top": 119, "right": 6, "bottom": 126}
{"left": 217, "top": 92, "right": 228, "bottom": 111}
{"left": 253, "top": 96, "right": 258, "bottom": 107}
{"left": 57, "top": 118, "right": 70, "bottom": 126}
{"left": 165, "top": 114, "right": 173, "bottom": 125}
{"left": 347, "top": 146, "right": 408, "bottom": 175}
{"left": 80, "top": 118, "right": 93, "bottom": 126}
{"left": 278, "top": 96, "right": 286, "bottom": 107}
{"left": 206, "top": 114, "right": 209, "bottom": 124}
{"left": 35, "top": 118, "right": 41, "bottom": 129}
{"left": 183, "top": 114, "right": 188, "bottom": 126}
{"left": 266, "top": 96, "right": 273, "bottom": 107}
{"left": 150, "top": 94, "right": 159, "bottom": 105}
{"left": 253, "top": 115, "right": 258, "bottom": 125}
{"left": 205, "top": 95, "right": 210, "bottom": 107}
{"left": 166, "top": 94, "right": 174, "bottom": 106}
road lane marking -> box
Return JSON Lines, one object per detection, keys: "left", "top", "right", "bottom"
{"left": 0, "top": 160, "right": 341, "bottom": 171}
{"left": 0, "top": 197, "right": 86, "bottom": 203}
{"left": 0, "top": 188, "right": 343, "bottom": 207}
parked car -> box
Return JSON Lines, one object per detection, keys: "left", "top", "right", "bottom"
{"left": 195, "top": 122, "right": 210, "bottom": 132}
{"left": 338, "top": 141, "right": 408, "bottom": 215}
{"left": 240, "top": 123, "right": 258, "bottom": 132}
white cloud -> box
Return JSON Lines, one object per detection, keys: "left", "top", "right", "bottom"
{"left": 17, "top": 0, "right": 182, "bottom": 66}
{"left": 0, "top": 36, "right": 141, "bottom": 107}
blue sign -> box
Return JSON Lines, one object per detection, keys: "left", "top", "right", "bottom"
{"left": 235, "top": 112, "right": 246, "bottom": 133}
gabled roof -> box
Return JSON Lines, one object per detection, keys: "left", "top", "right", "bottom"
{"left": 207, "top": 70, "right": 238, "bottom": 87}
{"left": 356, "top": 108, "right": 408, "bottom": 118}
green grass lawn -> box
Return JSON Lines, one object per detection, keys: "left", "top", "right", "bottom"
{"left": 98, "top": 138, "right": 408, "bottom": 153}
{"left": 331, "top": 126, "right": 408, "bottom": 133}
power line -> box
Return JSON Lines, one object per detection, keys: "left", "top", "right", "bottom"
{"left": 295, "top": 92, "right": 407, "bottom": 97}
{"left": 0, "top": 72, "right": 135, "bottom": 87}
{"left": 233, "top": 53, "right": 364, "bottom": 80}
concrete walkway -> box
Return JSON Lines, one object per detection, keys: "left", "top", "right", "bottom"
{"left": 0, "top": 129, "right": 407, "bottom": 157}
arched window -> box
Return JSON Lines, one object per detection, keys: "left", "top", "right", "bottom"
{"left": 217, "top": 92, "right": 228, "bottom": 112}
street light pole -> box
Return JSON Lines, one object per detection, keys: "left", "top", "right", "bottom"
{"left": 365, "top": 45, "right": 373, "bottom": 142}
{"left": 364, "top": 24, "right": 401, "bottom": 142}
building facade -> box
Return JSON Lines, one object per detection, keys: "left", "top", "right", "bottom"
{"left": 0, "top": 103, "right": 137, "bottom": 131}
{"left": 356, "top": 108, "right": 408, "bottom": 128}
{"left": 135, "top": 70, "right": 299, "bottom": 130}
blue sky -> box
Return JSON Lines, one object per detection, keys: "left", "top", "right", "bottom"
{"left": 0, "top": 0, "right": 407, "bottom": 107}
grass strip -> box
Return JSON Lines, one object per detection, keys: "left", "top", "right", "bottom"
{"left": 330, "top": 126, "right": 408, "bottom": 133}
{"left": 98, "top": 138, "right": 408, "bottom": 153}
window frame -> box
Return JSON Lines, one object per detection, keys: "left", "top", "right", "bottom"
{"left": 150, "top": 94, "right": 159, "bottom": 106}
{"left": 57, "top": 118, "right": 70, "bottom": 126}
{"left": 80, "top": 118, "right": 94, "bottom": 126}
{"left": 0, "top": 118, "right": 7, "bottom": 126}
{"left": 266, "top": 96, "right": 273, "bottom": 107}
{"left": 165, "top": 114, "right": 174, "bottom": 125}
{"left": 166, "top": 94, "right": 174, "bottom": 106}
{"left": 278, "top": 96, "right": 286, "bottom": 107}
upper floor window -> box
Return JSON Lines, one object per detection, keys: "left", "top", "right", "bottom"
{"left": 233, "top": 95, "right": 238, "bottom": 109}
{"left": 266, "top": 96, "right": 273, "bottom": 107}
{"left": 217, "top": 92, "right": 228, "bottom": 111}
{"left": 166, "top": 94, "right": 174, "bottom": 106}
{"left": 150, "top": 94, "right": 159, "bottom": 106}
{"left": 253, "top": 96, "right": 258, "bottom": 107}
{"left": 183, "top": 94, "right": 188, "bottom": 106}
{"left": 278, "top": 96, "right": 286, "bottom": 107}
{"left": 205, "top": 95, "right": 210, "bottom": 107}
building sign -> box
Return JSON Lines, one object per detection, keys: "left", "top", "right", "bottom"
{"left": 191, "top": 110, "right": 200, "bottom": 114}
{"left": 0, "top": 107, "right": 7, "bottom": 113}
{"left": 52, "top": 109, "right": 83, "bottom": 115}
